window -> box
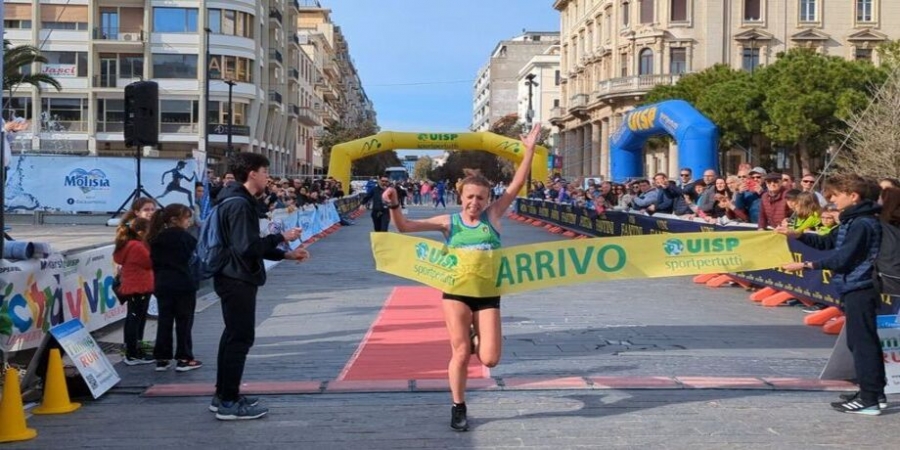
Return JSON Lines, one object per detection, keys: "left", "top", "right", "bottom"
{"left": 43, "top": 22, "right": 88, "bottom": 30}
{"left": 799, "top": 0, "right": 817, "bottom": 22}
{"left": 208, "top": 101, "right": 247, "bottom": 125}
{"left": 553, "top": 99, "right": 560, "bottom": 107}
{"left": 855, "top": 47, "right": 873, "bottom": 62}
{"left": 670, "top": 47, "right": 687, "bottom": 74}
{"left": 857, "top": 0, "right": 873, "bottom": 22}
{"left": 605, "top": 8, "right": 612, "bottom": 39}
{"left": 620, "top": 53, "right": 629, "bottom": 77}
{"left": 3, "top": 20, "right": 32, "bottom": 29}
{"left": 742, "top": 47, "right": 760, "bottom": 72}
{"left": 208, "top": 9, "right": 221, "bottom": 33}
{"left": 40, "top": 98, "right": 88, "bottom": 131}
{"left": 640, "top": 0, "right": 654, "bottom": 24}
{"left": 96, "top": 99, "right": 125, "bottom": 132}
{"left": 622, "top": 1, "right": 630, "bottom": 27}
{"left": 153, "top": 54, "right": 198, "bottom": 78}
{"left": 555, "top": 70, "right": 561, "bottom": 86}
{"left": 222, "top": 10, "right": 235, "bottom": 35}
{"left": 209, "top": 55, "right": 253, "bottom": 83}
{"left": 153, "top": 8, "right": 198, "bottom": 33}
{"left": 639, "top": 49, "right": 653, "bottom": 75}
{"left": 42, "top": 51, "right": 88, "bottom": 77}
{"left": 744, "top": 0, "right": 761, "bottom": 21}
{"left": 119, "top": 54, "right": 144, "bottom": 79}
{"left": 670, "top": 0, "right": 687, "bottom": 21}
{"left": 160, "top": 100, "right": 199, "bottom": 133}
{"left": 5, "top": 97, "right": 33, "bottom": 121}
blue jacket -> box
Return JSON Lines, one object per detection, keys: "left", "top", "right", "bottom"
{"left": 734, "top": 191, "right": 761, "bottom": 223}
{"left": 798, "top": 201, "right": 881, "bottom": 295}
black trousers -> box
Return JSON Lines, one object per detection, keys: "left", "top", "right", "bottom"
{"left": 153, "top": 291, "right": 197, "bottom": 361}
{"left": 122, "top": 294, "right": 150, "bottom": 358}
{"left": 371, "top": 209, "right": 390, "bottom": 232}
{"left": 213, "top": 276, "right": 258, "bottom": 402}
{"left": 843, "top": 287, "right": 886, "bottom": 402}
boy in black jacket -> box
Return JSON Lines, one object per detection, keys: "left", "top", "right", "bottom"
{"left": 779, "top": 174, "right": 885, "bottom": 416}
{"left": 210, "top": 153, "right": 310, "bottom": 421}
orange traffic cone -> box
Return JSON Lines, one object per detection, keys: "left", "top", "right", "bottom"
{"left": 0, "top": 368, "right": 37, "bottom": 443}
{"left": 33, "top": 349, "right": 81, "bottom": 415}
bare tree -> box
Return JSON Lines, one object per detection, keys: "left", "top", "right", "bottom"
{"left": 833, "top": 69, "right": 900, "bottom": 179}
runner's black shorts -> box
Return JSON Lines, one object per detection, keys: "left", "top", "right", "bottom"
{"left": 442, "top": 293, "right": 501, "bottom": 311}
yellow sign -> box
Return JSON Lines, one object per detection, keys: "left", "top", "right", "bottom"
{"left": 327, "top": 131, "right": 549, "bottom": 196}
{"left": 371, "top": 231, "right": 793, "bottom": 297}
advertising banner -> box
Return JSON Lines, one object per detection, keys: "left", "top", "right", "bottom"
{"left": 515, "top": 199, "right": 900, "bottom": 314}
{"left": 371, "top": 231, "right": 792, "bottom": 297}
{"left": 4, "top": 155, "right": 199, "bottom": 212}
{"left": 0, "top": 245, "right": 125, "bottom": 352}
{"left": 878, "top": 315, "right": 900, "bottom": 394}
{"left": 49, "top": 319, "right": 120, "bottom": 398}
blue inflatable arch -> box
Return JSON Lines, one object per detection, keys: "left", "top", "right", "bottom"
{"left": 609, "top": 100, "right": 719, "bottom": 182}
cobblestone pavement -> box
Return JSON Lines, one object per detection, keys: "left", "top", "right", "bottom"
{"left": 7, "top": 206, "right": 899, "bottom": 449}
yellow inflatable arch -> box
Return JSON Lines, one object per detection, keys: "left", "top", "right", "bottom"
{"left": 327, "top": 131, "right": 549, "bottom": 196}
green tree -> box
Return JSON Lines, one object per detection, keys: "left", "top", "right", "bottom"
{"left": 412, "top": 155, "right": 433, "bottom": 180}
{"left": 876, "top": 39, "right": 900, "bottom": 69}
{"left": 3, "top": 39, "right": 62, "bottom": 96}
{"left": 644, "top": 64, "right": 742, "bottom": 105}
{"left": 757, "top": 48, "right": 887, "bottom": 172}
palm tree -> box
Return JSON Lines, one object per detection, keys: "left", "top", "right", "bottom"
{"left": 3, "top": 39, "right": 62, "bottom": 96}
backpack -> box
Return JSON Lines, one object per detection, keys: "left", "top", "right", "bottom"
{"left": 875, "top": 222, "right": 900, "bottom": 296}
{"left": 191, "top": 196, "right": 249, "bottom": 281}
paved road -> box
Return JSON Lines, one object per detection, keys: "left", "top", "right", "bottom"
{"left": 7, "top": 206, "right": 899, "bottom": 449}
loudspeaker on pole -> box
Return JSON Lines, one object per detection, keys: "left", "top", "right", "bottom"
{"left": 124, "top": 81, "right": 159, "bottom": 147}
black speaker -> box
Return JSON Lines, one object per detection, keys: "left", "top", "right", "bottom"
{"left": 124, "top": 81, "right": 159, "bottom": 147}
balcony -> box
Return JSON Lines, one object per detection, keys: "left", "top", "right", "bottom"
{"left": 269, "top": 8, "right": 283, "bottom": 26}
{"left": 41, "top": 121, "right": 87, "bottom": 133}
{"left": 208, "top": 123, "right": 251, "bottom": 137}
{"left": 93, "top": 27, "right": 143, "bottom": 42}
{"left": 596, "top": 74, "right": 684, "bottom": 101}
{"left": 548, "top": 106, "right": 567, "bottom": 125}
{"left": 269, "top": 49, "right": 283, "bottom": 65}
{"left": 289, "top": 68, "right": 300, "bottom": 81}
{"left": 568, "top": 93, "right": 590, "bottom": 116}
{"left": 268, "top": 90, "right": 283, "bottom": 105}
{"left": 291, "top": 34, "right": 300, "bottom": 46}
{"left": 297, "top": 107, "right": 319, "bottom": 126}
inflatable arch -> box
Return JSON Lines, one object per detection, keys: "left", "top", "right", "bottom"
{"left": 609, "top": 100, "right": 719, "bottom": 182}
{"left": 327, "top": 132, "right": 549, "bottom": 195}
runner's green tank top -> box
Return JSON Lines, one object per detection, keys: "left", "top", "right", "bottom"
{"left": 446, "top": 212, "right": 501, "bottom": 250}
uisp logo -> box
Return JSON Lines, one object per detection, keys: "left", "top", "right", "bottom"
{"left": 663, "top": 237, "right": 740, "bottom": 256}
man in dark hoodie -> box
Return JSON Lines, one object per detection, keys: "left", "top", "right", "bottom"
{"left": 209, "top": 153, "right": 310, "bottom": 421}
{"left": 780, "top": 174, "right": 884, "bottom": 416}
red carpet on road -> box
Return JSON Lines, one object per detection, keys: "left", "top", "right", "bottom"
{"left": 338, "top": 286, "right": 488, "bottom": 381}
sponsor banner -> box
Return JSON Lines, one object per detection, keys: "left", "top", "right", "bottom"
{"left": 516, "top": 199, "right": 900, "bottom": 313}
{"left": 878, "top": 315, "right": 900, "bottom": 394}
{"left": 371, "top": 231, "right": 792, "bottom": 297}
{"left": 4, "top": 155, "right": 199, "bottom": 212}
{"left": 50, "top": 319, "right": 120, "bottom": 398}
{"left": 1, "top": 246, "right": 125, "bottom": 352}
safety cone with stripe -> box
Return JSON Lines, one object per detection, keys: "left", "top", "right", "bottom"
{"left": 0, "top": 368, "right": 37, "bottom": 443}
{"left": 33, "top": 349, "right": 81, "bottom": 415}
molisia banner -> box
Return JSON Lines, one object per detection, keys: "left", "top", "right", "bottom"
{"left": 371, "top": 231, "right": 793, "bottom": 297}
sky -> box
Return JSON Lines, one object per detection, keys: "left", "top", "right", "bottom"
{"left": 328, "top": 1, "right": 560, "bottom": 155}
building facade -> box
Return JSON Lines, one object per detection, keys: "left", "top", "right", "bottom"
{"left": 2, "top": 0, "right": 374, "bottom": 176}
{"left": 551, "top": 0, "right": 900, "bottom": 179}
{"left": 471, "top": 31, "right": 560, "bottom": 132}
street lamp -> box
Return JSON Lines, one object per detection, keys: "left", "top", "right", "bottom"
{"left": 204, "top": 27, "right": 212, "bottom": 163}
{"left": 224, "top": 79, "right": 236, "bottom": 157}
{"left": 524, "top": 73, "right": 538, "bottom": 128}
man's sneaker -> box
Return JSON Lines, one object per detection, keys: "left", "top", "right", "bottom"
{"left": 208, "top": 394, "right": 260, "bottom": 413}
{"left": 175, "top": 360, "right": 203, "bottom": 372}
{"left": 215, "top": 400, "right": 268, "bottom": 421}
{"left": 155, "top": 360, "right": 173, "bottom": 372}
{"left": 450, "top": 404, "right": 469, "bottom": 431}
{"left": 831, "top": 395, "right": 882, "bottom": 416}
{"left": 123, "top": 354, "right": 155, "bottom": 366}
{"left": 839, "top": 391, "right": 888, "bottom": 409}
